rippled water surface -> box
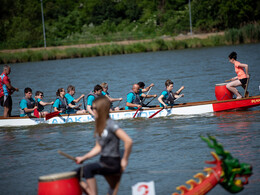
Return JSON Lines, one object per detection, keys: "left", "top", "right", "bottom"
{"left": 1, "top": 43, "right": 260, "bottom": 194}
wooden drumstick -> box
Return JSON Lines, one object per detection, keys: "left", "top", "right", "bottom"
{"left": 58, "top": 150, "right": 76, "bottom": 161}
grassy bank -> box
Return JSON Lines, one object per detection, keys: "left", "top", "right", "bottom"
{"left": 1, "top": 24, "right": 260, "bottom": 64}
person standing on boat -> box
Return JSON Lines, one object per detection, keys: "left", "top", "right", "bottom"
{"left": 158, "top": 79, "right": 184, "bottom": 108}
{"left": 35, "top": 91, "right": 54, "bottom": 117}
{"left": 101, "top": 82, "right": 122, "bottom": 111}
{"left": 0, "top": 65, "right": 19, "bottom": 117}
{"left": 65, "top": 85, "right": 86, "bottom": 114}
{"left": 19, "top": 87, "right": 37, "bottom": 117}
{"left": 86, "top": 84, "right": 103, "bottom": 117}
{"left": 125, "top": 84, "right": 157, "bottom": 110}
{"left": 53, "top": 88, "right": 68, "bottom": 114}
{"left": 226, "top": 51, "right": 249, "bottom": 99}
{"left": 75, "top": 96, "right": 132, "bottom": 195}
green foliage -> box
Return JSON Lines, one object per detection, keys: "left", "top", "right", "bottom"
{"left": 0, "top": 0, "right": 260, "bottom": 49}
{"left": 1, "top": 23, "right": 260, "bottom": 64}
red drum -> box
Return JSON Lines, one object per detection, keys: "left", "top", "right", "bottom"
{"left": 38, "top": 171, "right": 81, "bottom": 195}
{"left": 215, "top": 83, "right": 233, "bottom": 101}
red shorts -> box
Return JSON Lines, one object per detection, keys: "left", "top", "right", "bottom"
{"left": 0, "top": 95, "right": 12, "bottom": 108}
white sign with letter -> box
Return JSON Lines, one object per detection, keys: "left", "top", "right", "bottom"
{"left": 132, "top": 181, "right": 155, "bottom": 195}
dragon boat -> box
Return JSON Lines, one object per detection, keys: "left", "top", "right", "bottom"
{"left": 37, "top": 136, "right": 252, "bottom": 195}
{"left": 172, "top": 135, "right": 253, "bottom": 195}
{"left": 0, "top": 95, "right": 260, "bottom": 127}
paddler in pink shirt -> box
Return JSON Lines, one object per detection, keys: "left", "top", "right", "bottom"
{"left": 226, "top": 51, "right": 249, "bottom": 99}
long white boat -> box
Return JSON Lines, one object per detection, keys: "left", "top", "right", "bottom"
{"left": 1, "top": 95, "right": 260, "bottom": 127}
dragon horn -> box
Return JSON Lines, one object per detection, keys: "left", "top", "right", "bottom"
{"left": 186, "top": 179, "right": 198, "bottom": 188}
{"left": 200, "top": 135, "right": 214, "bottom": 148}
{"left": 205, "top": 152, "right": 221, "bottom": 165}
{"left": 194, "top": 173, "right": 206, "bottom": 183}
{"left": 176, "top": 185, "right": 189, "bottom": 194}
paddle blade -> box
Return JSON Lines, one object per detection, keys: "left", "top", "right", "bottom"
{"left": 149, "top": 108, "right": 164, "bottom": 118}
{"left": 34, "top": 109, "right": 40, "bottom": 118}
{"left": 45, "top": 111, "right": 60, "bottom": 120}
{"left": 133, "top": 107, "right": 141, "bottom": 118}
{"left": 58, "top": 150, "right": 76, "bottom": 161}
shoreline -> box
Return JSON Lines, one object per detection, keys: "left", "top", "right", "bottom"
{"left": 0, "top": 32, "right": 224, "bottom": 54}
{"left": 0, "top": 31, "right": 259, "bottom": 64}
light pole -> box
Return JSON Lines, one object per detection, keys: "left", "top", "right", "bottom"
{"left": 40, "top": 0, "right": 46, "bottom": 47}
{"left": 188, "top": 0, "right": 193, "bottom": 35}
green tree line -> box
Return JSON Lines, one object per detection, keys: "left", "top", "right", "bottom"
{"left": 0, "top": 0, "right": 259, "bottom": 49}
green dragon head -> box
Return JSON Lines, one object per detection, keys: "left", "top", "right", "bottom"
{"left": 201, "top": 135, "right": 253, "bottom": 193}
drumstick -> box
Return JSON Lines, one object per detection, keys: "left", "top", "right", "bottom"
{"left": 58, "top": 150, "right": 76, "bottom": 161}
{"left": 225, "top": 79, "right": 232, "bottom": 82}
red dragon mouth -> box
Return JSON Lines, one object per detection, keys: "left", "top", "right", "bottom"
{"left": 235, "top": 174, "right": 250, "bottom": 186}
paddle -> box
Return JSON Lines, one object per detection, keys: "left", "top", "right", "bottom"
{"left": 149, "top": 107, "right": 164, "bottom": 118}
{"left": 149, "top": 95, "right": 183, "bottom": 119}
{"left": 45, "top": 111, "right": 60, "bottom": 120}
{"left": 116, "top": 100, "right": 122, "bottom": 107}
{"left": 225, "top": 79, "right": 232, "bottom": 82}
{"left": 243, "top": 78, "right": 250, "bottom": 98}
{"left": 49, "top": 104, "right": 53, "bottom": 113}
{"left": 133, "top": 87, "right": 153, "bottom": 118}
{"left": 58, "top": 150, "right": 76, "bottom": 161}
{"left": 133, "top": 107, "right": 141, "bottom": 118}
{"left": 141, "top": 86, "right": 152, "bottom": 105}
{"left": 34, "top": 108, "right": 40, "bottom": 118}
{"left": 34, "top": 97, "right": 40, "bottom": 118}
{"left": 83, "top": 97, "right": 86, "bottom": 110}
{"left": 143, "top": 96, "right": 156, "bottom": 107}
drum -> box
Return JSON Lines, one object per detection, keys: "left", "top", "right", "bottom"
{"left": 215, "top": 83, "right": 233, "bottom": 101}
{"left": 38, "top": 171, "right": 81, "bottom": 195}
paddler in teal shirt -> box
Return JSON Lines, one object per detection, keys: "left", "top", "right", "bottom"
{"left": 19, "top": 87, "right": 37, "bottom": 117}
{"left": 158, "top": 79, "right": 184, "bottom": 108}
{"left": 100, "top": 82, "right": 123, "bottom": 111}
{"left": 125, "top": 84, "right": 157, "bottom": 110}
{"left": 86, "top": 84, "right": 103, "bottom": 117}
{"left": 65, "top": 85, "right": 86, "bottom": 114}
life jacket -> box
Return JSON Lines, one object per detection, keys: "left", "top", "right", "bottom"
{"left": 127, "top": 90, "right": 142, "bottom": 105}
{"left": 0, "top": 74, "right": 9, "bottom": 97}
{"left": 19, "top": 97, "right": 36, "bottom": 115}
{"left": 56, "top": 96, "right": 68, "bottom": 113}
{"left": 162, "top": 89, "right": 175, "bottom": 105}
{"left": 36, "top": 99, "right": 44, "bottom": 112}
{"left": 139, "top": 89, "right": 144, "bottom": 101}
{"left": 86, "top": 91, "right": 100, "bottom": 107}
{"left": 65, "top": 93, "right": 75, "bottom": 105}
{"left": 0, "top": 74, "right": 3, "bottom": 95}
{"left": 87, "top": 91, "right": 99, "bottom": 100}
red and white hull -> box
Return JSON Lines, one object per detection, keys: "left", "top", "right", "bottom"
{"left": 1, "top": 95, "right": 260, "bottom": 127}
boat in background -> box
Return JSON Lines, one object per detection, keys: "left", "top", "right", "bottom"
{"left": 1, "top": 95, "right": 260, "bottom": 127}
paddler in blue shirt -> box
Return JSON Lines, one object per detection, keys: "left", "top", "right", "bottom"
{"left": 65, "top": 85, "right": 86, "bottom": 114}
{"left": 86, "top": 84, "right": 103, "bottom": 117}
{"left": 101, "top": 82, "right": 123, "bottom": 111}
{"left": 138, "top": 82, "right": 154, "bottom": 93}
{"left": 158, "top": 79, "right": 184, "bottom": 108}
{"left": 53, "top": 88, "right": 68, "bottom": 114}
{"left": 125, "top": 84, "right": 157, "bottom": 110}
{"left": 137, "top": 82, "right": 154, "bottom": 102}
{"left": 19, "top": 87, "right": 37, "bottom": 117}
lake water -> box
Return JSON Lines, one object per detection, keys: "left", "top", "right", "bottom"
{"left": 0, "top": 43, "right": 260, "bottom": 194}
